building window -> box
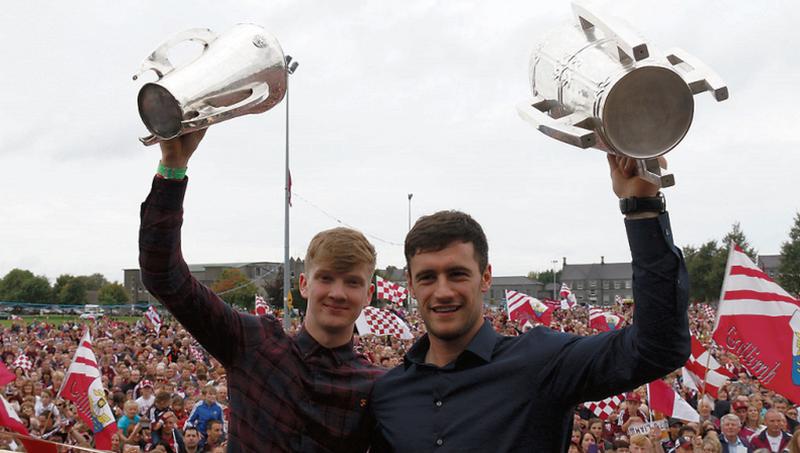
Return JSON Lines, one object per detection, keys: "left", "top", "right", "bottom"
{"left": 602, "top": 281, "right": 610, "bottom": 290}
{"left": 603, "top": 294, "right": 609, "bottom": 303}
{"left": 625, "top": 280, "right": 632, "bottom": 289}
{"left": 614, "top": 281, "right": 621, "bottom": 289}
{"left": 589, "top": 290, "right": 596, "bottom": 297}
{"left": 577, "top": 281, "right": 584, "bottom": 290}
{"left": 590, "top": 280, "right": 597, "bottom": 288}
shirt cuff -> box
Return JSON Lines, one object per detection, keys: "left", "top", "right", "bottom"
{"left": 624, "top": 212, "right": 676, "bottom": 256}
{"left": 147, "top": 175, "right": 189, "bottom": 211}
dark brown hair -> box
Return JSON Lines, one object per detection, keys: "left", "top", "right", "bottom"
{"left": 405, "top": 210, "right": 488, "bottom": 272}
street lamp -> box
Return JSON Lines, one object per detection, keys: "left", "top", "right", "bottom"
{"left": 552, "top": 259, "right": 558, "bottom": 300}
{"left": 283, "top": 55, "right": 299, "bottom": 330}
{"left": 408, "top": 193, "right": 413, "bottom": 231}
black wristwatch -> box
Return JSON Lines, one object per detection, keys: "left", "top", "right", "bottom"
{"left": 619, "top": 192, "right": 666, "bottom": 215}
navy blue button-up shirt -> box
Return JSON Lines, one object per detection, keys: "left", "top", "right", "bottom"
{"left": 371, "top": 213, "right": 690, "bottom": 452}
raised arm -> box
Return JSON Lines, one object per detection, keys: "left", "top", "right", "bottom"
{"left": 535, "top": 156, "right": 690, "bottom": 404}
{"left": 138, "top": 130, "right": 272, "bottom": 368}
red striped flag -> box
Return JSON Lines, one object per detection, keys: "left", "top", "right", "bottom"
{"left": 712, "top": 244, "right": 800, "bottom": 403}
{"left": 505, "top": 290, "right": 553, "bottom": 326}
{"left": 647, "top": 379, "right": 699, "bottom": 422}
{"left": 254, "top": 295, "right": 271, "bottom": 316}
{"left": 145, "top": 305, "right": 162, "bottom": 332}
{"left": 589, "top": 307, "right": 622, "bottom": 332}
{"left": 682, "top": 336, "right": 734, "bottom": 398}
{"left": 58, "top": 331, "right": 117, "bottom": 450}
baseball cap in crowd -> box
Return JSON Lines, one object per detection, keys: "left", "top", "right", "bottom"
{"left": 732, "top": 401, "right": 748, "bottom": 411}
{"left": 668, "top": 417, "right": 684, "bottom": 427}
{"left": 141, "top": 380, "right": 154, "bottom": 388}
{"left": 624, "top": 392, "right": 641, "bottom": 403}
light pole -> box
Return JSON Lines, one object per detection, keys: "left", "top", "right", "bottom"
{"left": 283, "top": 55, "right": 299, "bottom": 330}
{"left": 552, "top": 259, "right": 558, "bottom": 300}
{"left": 407, "top": 193, "right": 413, "bottom": 231}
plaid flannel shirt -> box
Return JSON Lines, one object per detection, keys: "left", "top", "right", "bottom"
{"left": 139, "top": 176, "right": 385, "bottom": 452}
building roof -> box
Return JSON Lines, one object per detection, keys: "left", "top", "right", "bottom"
{"left": 561, "top": 262, "right": 632, "bottom": 281}
{"left": 491, "top": 276, "right": 542, "bottom": 286}
{"left": 757, "top": 254, "right": 781, "bottom": 269}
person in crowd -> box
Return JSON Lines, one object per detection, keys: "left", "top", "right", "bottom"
{"left": 742, "top": 405, "right": 766, "bottom": 442}
{"left": 749, "top": 409, "right": 791, "bottom": 452}
{"left": 185, "top": 384, "right": 222, "bottom": 438}
{"left": 371, "top": 155, "right": 691, "bottom": 451}
{"left": 719, "top": 413, "right": 751, "bottom": 452}
{"left": 181, "top": 426, "right": 202, "bottom": 453}
{"left": 200, "top": 419, "right": 224, "bottom": 452}
{"left": 139, "top": 129, "right": 385, "bottom": 452}
{"left": 135, "top": 380, "right": 155, "bottom": 416}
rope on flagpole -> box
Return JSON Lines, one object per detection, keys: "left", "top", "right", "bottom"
{"left": 290, "top": 191, "right": 404, "bottom": 246}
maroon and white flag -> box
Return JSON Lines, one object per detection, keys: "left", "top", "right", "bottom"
{"left": 11, "top": 354, "right": 32, "bottom": 372}
{"left": 58, "top": 330, "right": 117, "bottom": 450}
{"left": 589, "top": 307, "right": 622, "bottom": 332}
{"left": 376, "top": 276, "right": 408, "bottom": 305}
{"left": 505, "top": 290, "right": 553, "bottom": 327}
{"left": 355, "top": 306, "right": 413, "bottom": 340}
{"left": 682, "top": 336, "right": 734, "bottom": 399}
{"left": 254, "top": 295, "right": 271, "bottom": 316}
{"left": 583, "top": 394, "right": 624, "bottom": 420}
{"left": 144, "top": 305, "right": 162, "bottom": 332}
{"left": 0, "top": 394, "right": 57, "bottom": 453}
{"left": 712, "top": 244, "right": 800, "bottom": 402}
{"left": 647, "top": 379, "right": 699, "bottom": 422}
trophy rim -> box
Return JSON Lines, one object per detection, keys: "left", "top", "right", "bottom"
{"left": 600, "top": 65, "right": 695, "bottom": 159}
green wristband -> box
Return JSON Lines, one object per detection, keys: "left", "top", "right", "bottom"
{"left": 157, "top": 161, "right": 187, "bottom": 180}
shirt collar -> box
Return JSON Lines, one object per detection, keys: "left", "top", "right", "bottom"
{"left": 404, "top": 319, "right": 498, "bottom": 369}
{"left": 295, "top": 328, "right": 356, "bottom": 366}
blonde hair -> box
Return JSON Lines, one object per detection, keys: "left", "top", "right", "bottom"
{"left": 629, "top": 434, "right": 652, "bottom": 447}
{"left": 305, "top": 227, "right": 376, "bottom": 274}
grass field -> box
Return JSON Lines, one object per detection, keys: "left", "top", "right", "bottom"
{"left": 0, "top": 315, "right": 142, "bottom": 327}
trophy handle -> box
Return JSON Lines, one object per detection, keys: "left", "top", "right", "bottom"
{"left": 636, "top": 158, "right": 675, "bottom": 188}
{"left": 666, "top": 48, "right": 729, "bottom": 102}
{"left": 188, "top": 82, "right": 270, "bottom": 125}
{"left": 516, "top": 96, "right": 597, "bottom": 148}
{"left": 132, "top": 28, "right": 218, "bottom": 81}
{"left": 572, "top": 2, "right": 649, "bottom": 63}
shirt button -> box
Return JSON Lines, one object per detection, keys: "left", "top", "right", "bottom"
{"left": 435, "top": 400, "right": 442, "bottom": 407}
{"left": 436, "top": 438, "right": 443, "bottom": 446}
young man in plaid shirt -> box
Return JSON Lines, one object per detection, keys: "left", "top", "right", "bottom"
{"left": 139, "top": 130, "right": 385, "bottom": 452}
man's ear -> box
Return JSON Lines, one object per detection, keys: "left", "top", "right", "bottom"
{"left": 298, "top": 273, "right": 308, "bottom": 298}
{"left": 405, "top": 269, "right": 415, "bottom": 298}
{"left": 480, "top": 264, "right": 492, "bottom": 293}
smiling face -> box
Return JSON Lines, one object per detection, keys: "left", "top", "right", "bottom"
{"left": 300, "top": 261, "right": 374, "bottom": 340}
{"left": 408, "top": 241, "right": 491, "bottom": 342}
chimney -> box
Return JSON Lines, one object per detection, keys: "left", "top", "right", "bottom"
{"left": 601, "top": 256, "right": 605, "bottom": 265}
{"left": 562, "top": 257, "right": 567, "bottom": 267}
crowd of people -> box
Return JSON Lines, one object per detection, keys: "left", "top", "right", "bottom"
{"left": 0, "top": 300, "right": 796, "bottom": 452}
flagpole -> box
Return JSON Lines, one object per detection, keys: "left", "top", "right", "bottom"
{"left": 283, "top": 56, "right": 299, "bottom": 330}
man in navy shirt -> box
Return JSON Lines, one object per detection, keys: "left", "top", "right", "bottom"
{"left": 371, "top": 156, "right": 691, "bottom": 452}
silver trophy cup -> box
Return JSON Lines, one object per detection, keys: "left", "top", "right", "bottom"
{"left": 517, "top": 2, "right": 728, "bottom": 187}
{"left": 133, "top": 24, "right": 287, "bottom": 146}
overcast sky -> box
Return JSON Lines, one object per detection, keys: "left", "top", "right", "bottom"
{"left": 1, "top": 1, "right": 798, "bottom": 285}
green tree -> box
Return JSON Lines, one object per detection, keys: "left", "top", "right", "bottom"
{"left": 57, "top": 278, "right": 88, "bottom": 305}
{"left": 528, "top": 269, "right": 562, "bottom": 285}
{"left": 98, "top": 282, "right": 130, "bottom": 305}
{"left": 683, "top": 240, "right": 726, "bottom": 302}
{"left": 211, "top": 269, "right": 258, "bottom": 310}
{"left": 722, "top": 221, "right": 757, "bottom": 260}
{"left": 0, "top": 269, "right": 52, "bottom": 303}
{"left": 779, "top": 212, "right": 800, "bottom": 296}
{"left": 78, "top": 273, "right": 109, "bottom": 291}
